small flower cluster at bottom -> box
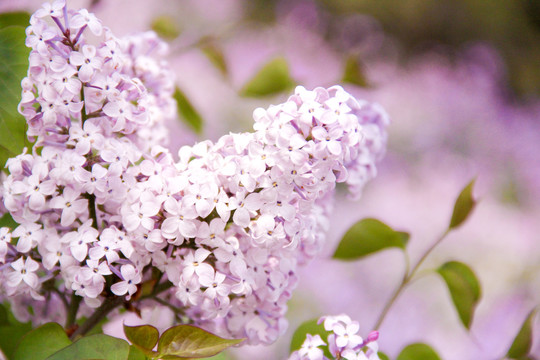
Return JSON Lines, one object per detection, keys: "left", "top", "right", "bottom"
{"left": 289, "top": 315, "right": 380, "bottom": 360}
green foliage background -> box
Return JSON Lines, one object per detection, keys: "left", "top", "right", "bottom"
{"left": 247, "top": 0, "right": 540, "bottom": 98}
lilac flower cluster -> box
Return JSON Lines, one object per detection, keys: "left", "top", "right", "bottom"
{"left": 289, "top": 315, "right": 380, "bottom": 360}
{"left": 0, "top": 0, "right": 388, "bottom": 345}
{"left": 125, "top": 85, "right": 388, "bottom": 343}
{"left": 1, "top": 0, "right": 175, "bottom": 318}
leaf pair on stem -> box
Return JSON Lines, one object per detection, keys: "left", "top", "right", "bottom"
{"left": 12, "top": 322, "right": 243, "bottom": 360}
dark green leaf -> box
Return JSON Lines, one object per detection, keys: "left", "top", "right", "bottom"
{"left": 342, "top": 55, "right": 368, "bottom": 87}
{"left": 127, "top": 345, "right": 148, "bottom": 360}
{"left": 507, "top": 309, "right": 538, "bottom": 359}
{"left": 0, "top": 303, "right": 33, "bottom": 359}
{"left": 151, "top": 16, "right": 180, "bottom": 40}
{"left": 0, "top": 12, "right": 30, "bottom": 29}
{"left": 173, "top": 86, "right": 203, "bottom": 135}
{"left": 124, "top": 324, "right": 159, "bottom": 356}
{"left": 47, "top": 334, "right": 130, "bottom": 360}
{"left": 201, "top": 43, "right": 228, "bottom": 76}
{"left": 0, "top": 304, "right": 7, "bottom": 326}
{"left": 13, "top": 322, "right": 71, "bottom": 360}
{"left": 0, "top": 26, "right": 31, "bottom": 170}
{"left": 157, "top": 324, "right": 244, "bottom": 359}
{"left": 0, "top": 212, "right": 18, "bottom": 230}
{"left": 437, "top": 261, "right": 481, "bottom": 329}
{"left": 449, "top": 179, "right": 477, "bottom": 229}
{"left": 397, "top": 343, "right": 441, "bottom": 360}
{"left": 333, "top": 218, "right": 409, "bottom": 260}
{"left": 378, "top": 352, "right": 390, "bottom": 360}
{"left": 240, "top": 57, "right": 295, "bottom": 97}
{"left": 289, "top": 318, "right": 332, "bottom": 359}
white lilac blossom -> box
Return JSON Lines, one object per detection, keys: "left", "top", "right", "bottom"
{"left": 0, "top": 0, "right": 388, "bottom": 346}
{"left": 127, "top": 84, "right": 388, "bottom": 344}
{"left": 289, "top": 315, "right": 380, "bottom": 360}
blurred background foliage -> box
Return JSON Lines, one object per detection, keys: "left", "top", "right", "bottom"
{"left": 244, "top": 0, "right": 540, "bottom": 100}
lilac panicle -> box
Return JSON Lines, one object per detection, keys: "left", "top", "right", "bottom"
{"left": 0, "top": 0, "right": 388, "bottom": 346}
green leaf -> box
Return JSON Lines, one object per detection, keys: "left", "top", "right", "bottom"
{"left": 124, "top": 324, "right": 159, "bottom": 356}
{"left": 47, "top": 334, "right": 130, "bottom": 360}
{"left": 397, "top": 343, "right": 441, "bottom": 360}
{"left": 333, "top": 218, "right": 409, "bottom": 260}
{"left": 449, "top": 179, "right": 477, "bottom": 229}
{"left": 204, "top": 352, "right": 232, "bottom": 360}
{"left": 157, "top": 324, "right": 244, "bottom": 359}
{"left": 289, "top": 318, "right": 332, "bottom": 359}
{"left": 127, "top": 345, "right": 148, "bottom": 360}
{"left": 13, "top": 322, "right": 71, "bottom": 360}
{"left": 0, "top": 303, "right": 33, "bottom": 359}
{"left": 507, "top": 309, "right": 538, "bottom": 359}
{"left": 151, "top": 16, "right": 180, "bottom": 40}
{"left": 0, "top": 304, "right": 8, "bottom": 326}
{"left": 437, "top": 261, "right": 481, "bottom": 329}
{"left": 0, "top": 212, "right": 18, "bottom": 229}
{"left": 201, "top": 42, "right": 228, "bottom": 76}
{"left": 378, "top": 352, "right": 390, "bottom": 360}
{"left": 174, "top": 86, "right": 203, "bottom": 135}
{"left": 0, "top": 12, "right": 30, "bottom": 29}
{"left": 240, "top": 57, "right": 295, "bottom": 97}
{"left": 342, "top": 55, "right": 368, "bottom": 87}
{"left": 0, "top": 26, "right": 31, "bottom": 170}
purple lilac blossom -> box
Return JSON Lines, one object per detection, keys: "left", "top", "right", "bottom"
{"left": 0, "top": 0, "right": 388, "bottom": 345}
{"left": 288, "top": 314, "right": 379, "bottom": 360}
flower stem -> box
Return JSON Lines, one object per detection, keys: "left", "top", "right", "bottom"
{"left": 65, "top": 292, "right": 82, "bottom": 329}
{"left": 70, "top": 296, "right": 124, "bottom": 340}
{"left": 408, "top": 229, "right": 450, "bottom": 279}
{"left": 151, "top": 297, "right": 186, "bottom": 322}
{"left": 372, "top": 228, "right": 451, "bottom": 330}
{"left": 84, "top": 193, "right": 99, "bottom": 230}
{"left": 70, "top": 280, "right": 174, "bottom": 339}
{"left": 80, "top": 86, "right": 88, "bottom": 123}
{"left": 372, "top": 274, "right": 408, "bottom": 331}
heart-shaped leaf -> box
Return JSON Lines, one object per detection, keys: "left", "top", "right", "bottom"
{"left": 127, "top": 345, "right": 147, "bottom": 360}
{"left": 124, "top": 324, "right": 160, "bottom": 356}
{"left": 240, "top": 57, "right": 295, "bottom": 97}
{"left": 437, "top": 261, "right": 481, "bottom": 329}
{"left": 13, "top": 322, "right": 71, "bottom": 360}
{"left": 449, "top": 179, "right": 477, "bottom": 229}
{"left": 397, "top": 343, "right": 441, "bottom": 360}
{"left": 204, "top": 352, "right": 232, "bottom": 360}
{"left": 47, "top": 334, "right": 130, "bottom": 360}
{"left": 333, "top": 218, "right": 409, "bottom": 260}
{"left": 506, "top": 309, "right": 537, "bottom": 359}
{"left": 157, "top": 324, "right": 244, "bottom": 359}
